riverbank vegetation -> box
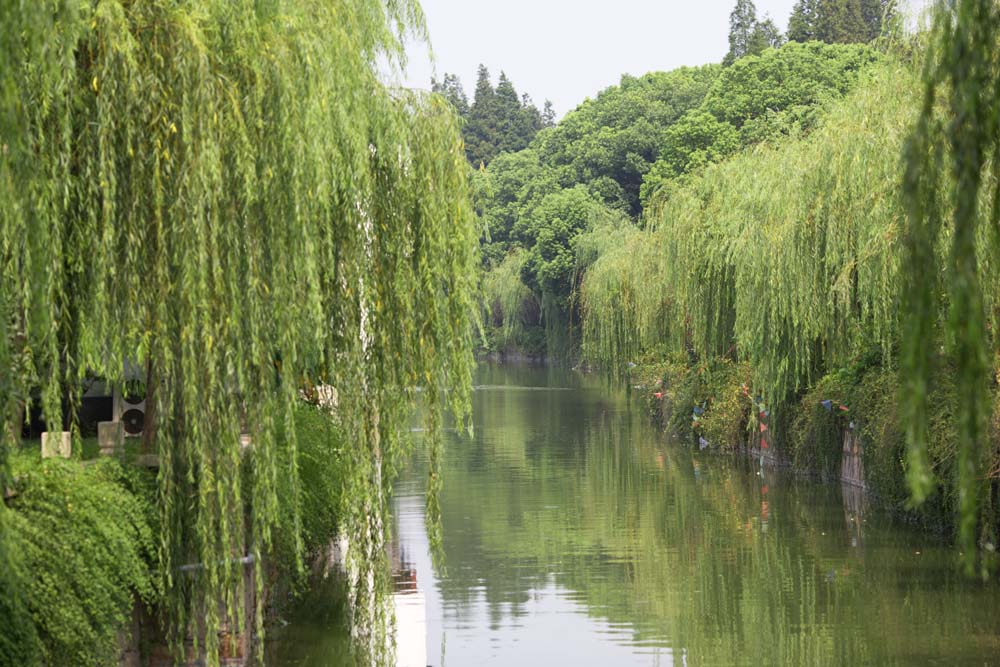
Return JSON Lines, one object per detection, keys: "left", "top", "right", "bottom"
{"left": 0, "top": 0, "right": 476, "bottom": 665}
{"left": 2, "top": 454, "right": 157, "bottom": 665}
{"left": 472, "top": 0, "right": 1000, "bottom": 572}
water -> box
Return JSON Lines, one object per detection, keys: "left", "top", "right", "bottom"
{"left": 271, "top": 363, "right": 1000, "bottom": 666}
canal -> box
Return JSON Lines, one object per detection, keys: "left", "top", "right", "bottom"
{"left": 272, "top": 363, "right": 1000, "bottom": 665}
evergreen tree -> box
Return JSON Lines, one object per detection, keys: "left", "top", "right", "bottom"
{"left": 515, "top": 93, "right": 544, "bottom": 151}
{"left": 749, "top": 15, "right": 784, "bottom": 53}
{"left": 495, "top": 72, "right": 526, "bottom": 155}
{"left": 815, "top": 0, "right": 868, "bottom": 43}
{"left": 495, "top": 72, "right": 521, "bottom": 119}
{"left": 467, "top": 64, "right": 498, "bottom": 166}
{"left": 791, "top": 0, "right": 886, "bottom": 44}
{"left": 542, "top": 100, "right": 557, "bottom": 127}
{"left": 459, "top": 66, "right": 547, "bottom": 167}
{"left": 723, "top": 0, "right": 761, "bottom": 65}
{"left": 860, "top": 0, "right": 895, "bottom": 40}
{"left": 432, "top": 73, "right": 469, "bottom": 116}
{"left": 788, "top": 0, "right": 820, "bottom": 41}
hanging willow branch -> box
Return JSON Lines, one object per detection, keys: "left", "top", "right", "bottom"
{"left": 903, "top": 0, "right": 1000, "bottom": 575}
{"left": 0, "top": 1, "right": 475, "bottom": 664}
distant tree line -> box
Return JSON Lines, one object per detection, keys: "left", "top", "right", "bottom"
{"left": 724, "top": 0, "right": 896, "bottom": 65}
{"left": 433, "top": 65, "right": 556, "bottom": 168}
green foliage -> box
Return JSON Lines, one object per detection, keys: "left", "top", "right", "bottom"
{"left": 654, "top": 110, "right": 741, "bottom": 180}
{"left": 642, "top": 41, "right": 881, "bottom": 205}
{"left": 535, "top": 66, "right": 720, "bottom": 216}
{"left": 295, "top": 405, "right": 347, "bottom": 556}
{"left": 723, "top": 0, "right": 784, "bottom": 66}
{"left": 268, "top": 401, "right": 350, "bottom": 587}
{"left": 687, "top": 360, "right": 751, "bottom": 451}
{"left": 579, "top": 225, "right": 669, "bottom": 372}
{"left": 482, "top": 41, "right": 881, "bottom": 362}
{"left": 431, "top": 73, "right": 469, "bottom": 116}
{"left": 4, "top": 455, "right": 157, "bottom": 665}
{"left": 518, "top": 186, "right": 605, "bottom": 303}
{"left": 590, "top": 57, "right": 911, "bottom": 386}
{"left": 786, "top": 360, "right": 959, "bottom": 529}
{"left": 659, "top": 58, "right": 911, "bottom": 399}
{"left": 478, "top": 148, "right": 564, "bottom": 267}
{"left": 788, "top": 0, "right": 895, "bottom": 44}
{"left": 902, "top": 0, "right": 1000, "bottom": 574}
{"left": 788, "top": 0, "right": 822, "bottom": 42}
{"left": 0, "top": 1, "right": 477, "bottom": 663}
{"left": 816, "top": 0, "right": 868, "bottom": 44}
{"left": 702, "top": 41, "right": 879, "bottom": 131}
{"left": 0, "top": 512, "right": 37, "bottom": 667}
{"left": 477, "top": 66, "right": 723, "bottom": 357}
{"left": 481, "top": 249, "right": 539, "bottom": 350}
{"left": 584, "top": 41, "right": 1000, "bottom": 564}
{"left": 446, "top": 66, "right": 547, "bottom": 167}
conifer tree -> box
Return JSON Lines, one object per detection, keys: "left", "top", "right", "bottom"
{"left": 860, "top": 0, "right": 895, "bottom": 40}
{"left": 432, "top": 73, "right": 470, "bottom": 116}
{"left": 467, "top": 64, "right": 498, "bottom": 166}
{"left": 788, "top": 0, "right": 820, "bottom": 41}
{"left": 724, "top": 0, "right": 761, "bottom": 65}
{"left": 749, "top": 15, "right": 784, "bottom": 53}
{"left": 542, "top": 100, "right": 557, "bottom": 127}
{"left": 816, "top": 0, "right": 868, "bottom": 43}
{"left": 459, "top": 66, "right": 546, "bottom": 167}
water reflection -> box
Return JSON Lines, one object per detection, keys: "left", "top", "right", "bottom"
{"left": 272, "top": 363, "right": 1000, "bottom": 666}
{"left": 390, "top": 501, "right": 426, "bottom": 667}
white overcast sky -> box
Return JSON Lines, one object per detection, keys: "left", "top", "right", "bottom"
{"left": 395, "top": 0, "right": 930, "bottom": 119}
{"left": 396, "top": 0, "right": 798, "bottom": 118}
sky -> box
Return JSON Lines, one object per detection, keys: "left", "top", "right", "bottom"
{"left": 396, "top": 0, "right": 801, "bottom": 119}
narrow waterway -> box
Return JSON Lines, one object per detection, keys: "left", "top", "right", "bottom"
{"left": 272, "top": 363, "right": 1000, "bottom": 665}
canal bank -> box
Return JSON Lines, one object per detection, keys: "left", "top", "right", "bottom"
{"left": 628, "top": 354, "right": 971, "bottom": 537}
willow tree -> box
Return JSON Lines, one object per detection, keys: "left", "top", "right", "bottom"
{"left": 0, "top": 1, "right": 476, "bottom": 664}
{"left": 903, "top": 0, "right": 1000, "bottom": 575}
{"left": 582, "top": 58, "right": 915, "bottom": 390}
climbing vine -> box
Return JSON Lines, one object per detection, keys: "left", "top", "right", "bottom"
{"left": 0, "top": 1, "right": 476, "bottom": 664}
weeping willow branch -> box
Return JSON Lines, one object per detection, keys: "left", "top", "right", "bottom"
{"left": 0, "top": 1, "right": 476, "bottom": 663}
{"left": 903, "top": 0, "right": 1000, "bottom": 576}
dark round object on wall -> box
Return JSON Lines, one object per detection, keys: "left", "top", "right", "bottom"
{"left": 122, "top": 409, "right": 145, "bottom": 435}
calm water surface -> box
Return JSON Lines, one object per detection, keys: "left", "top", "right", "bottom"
{"left": 273, "top": 363, "right": 1000, "bottom": 666}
